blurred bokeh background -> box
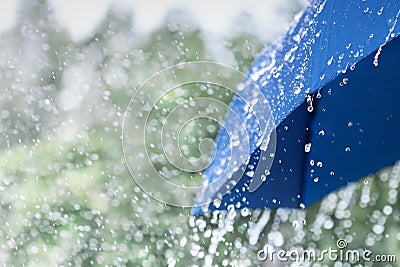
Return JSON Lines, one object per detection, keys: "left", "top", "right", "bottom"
{"left": 0, "top": 0, "right": 399, "bottom": 266}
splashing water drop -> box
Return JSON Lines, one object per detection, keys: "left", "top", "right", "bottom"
{"left": 213, "top": 198, "right": 221, "bottom": 208}
{"left": 241, "top": 207, "right": 250, "bottom": 217}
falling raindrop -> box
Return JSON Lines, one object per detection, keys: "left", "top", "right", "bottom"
{"left": 241, "top": 207, "right": 250, "bottom": 217}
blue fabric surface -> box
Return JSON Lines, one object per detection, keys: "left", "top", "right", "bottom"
{"left": 193, "top": 0, "right": 400, "bottom": 215}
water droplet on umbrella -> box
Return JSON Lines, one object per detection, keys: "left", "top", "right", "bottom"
{"left": 246, "top": 171, "right": 254, "bottom": 177}
{"left": 318, "top": 130, "right": 325, "bottom": 136}
{"left": 340, "top": 77, "right": 349, "bottom": 86}
{"left": 327, "top": 56, "right": 333, "bottom": 65}
{"left": 313, "top": 177, "right": 319, "bottom": 182}
{"left": 304, "top": 143, "right": 312, "bottom": 153}
{"left": 345, "top": 147, "right": 351, "bottom": 152}
{"left": 377, "top": 6, "right": 384, "bottom": 15}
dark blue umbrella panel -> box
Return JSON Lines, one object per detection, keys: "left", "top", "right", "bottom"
{"left": 193, "top": 0, "right": 400, "bottom": 215}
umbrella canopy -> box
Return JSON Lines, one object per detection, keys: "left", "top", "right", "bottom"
{"left": 193, "top": 0, "right": 400, "bottom": 215}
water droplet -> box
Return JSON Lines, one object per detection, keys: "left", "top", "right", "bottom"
{"left": 284, "top": 125, "right": 289, "bottom": 131}
{"left": 317, "top": 161, "right": 323, "bottom": 167}
{"left": 299, "top": 203, "right": 305, "bottom": 209}
{"left": 377, "top": 6, "right": 384, "bottom": 15}
{"left": 318, "top": 130, "right": 325, "bottom": 136}
{"left": 261, "top": 175, "right": 267, "bottom": 181}
{"left": 304, "top": 143, "right": 312, "bottom": 153}
{"left": 313, "top": 177, "right": 319, "bottom": 182}
{"left": 227, "top": 204, "right": 235, "bottom": 212}
{"left": 348, "top": 121, "right": 353, "bottom": 127}
{"left": 294, "top": 87, "right": 301, "bottom": 95}
{"left": 213, "top": 198, "right": 221, "bottom": 208}
{"left": 327, "top": 56, "right": 334, "bottom": 66}
{"left": 246, "top": 171, "right": 254, "bottom": 177}
{"left": 330, "top": 171, "right": 335, "bottom": 175}
{"left": 307, "top": 106, "right": 314, "bottom": 112}
{"left": 310, "top": 159, "right": 315, "bottom": 166}
{"left": 340, "top": 77, "right": 349, "bottom": 86}
{"left": 241, "top": 207, "right": 250, "bottom": 217}
{"left": 345, "top": 147, "right": 351, "bottom": 152}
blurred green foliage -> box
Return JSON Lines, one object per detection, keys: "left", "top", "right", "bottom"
{"left": 0, "top": 1, "right": 399, "bottom": 266}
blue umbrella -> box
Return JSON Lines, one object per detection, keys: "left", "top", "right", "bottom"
{"left": 193, "top": 0, "right": 400, "bottom": 215}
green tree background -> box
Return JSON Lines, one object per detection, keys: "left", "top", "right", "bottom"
{"left": 0, "top": 1, "right": 399, "bottom": 266}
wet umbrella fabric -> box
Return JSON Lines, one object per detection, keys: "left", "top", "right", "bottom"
{"left": 193, "top": 0, "right": 400, "bottom": 215}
